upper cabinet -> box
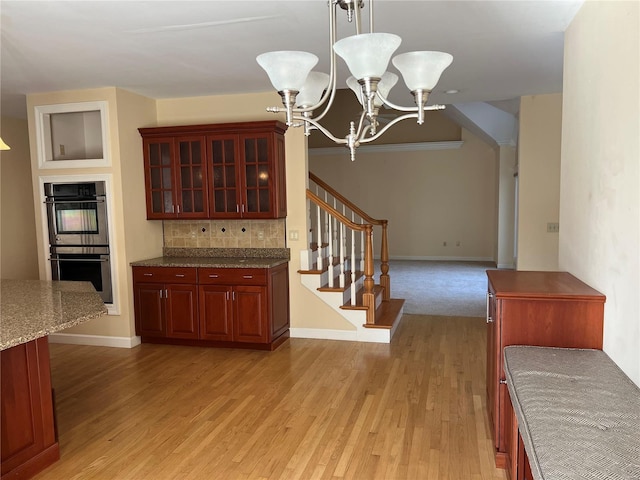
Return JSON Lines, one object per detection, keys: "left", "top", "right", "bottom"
{"left": 139, "top": 121, "right": 287, "bottom": 220}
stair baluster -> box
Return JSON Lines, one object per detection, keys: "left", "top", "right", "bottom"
{"left": 327, "top": 212, "right": 334, "bottom": 288}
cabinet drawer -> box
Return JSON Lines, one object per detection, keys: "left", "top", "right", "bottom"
{"left": 133, "top": 266, "right": 196, "bottom": 284}
{"left": 198, "top": 268, "right": 267, "bottom": 285}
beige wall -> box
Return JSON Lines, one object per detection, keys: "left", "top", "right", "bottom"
{"left": 310, "top": 129, "right": 497, "bottom": 261}
{"left": 516, "top": 94, "right": 562, "bottom": 271}
{"left": 560, "top": 1, "right": 639, "bottom": 385}
{"left": 0, "top": 116, "right": 39, "bottom": 279}
{"left": 26, "top": 87, "right": 162, "bottom": 340}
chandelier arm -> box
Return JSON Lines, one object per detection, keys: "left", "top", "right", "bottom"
{"left": 292, "top": 115, "right": 348, "bottom": 145}
{"left": 357, "top": 113, "right": 420, "bottom": 144}
{"left": 375, "top": 92, "right": 447, "bottom": 113}
{"left": 293, "top": 1, "right": 339, "bottom": 115}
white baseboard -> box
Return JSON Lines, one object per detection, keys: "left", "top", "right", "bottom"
{"left": 497, "top": 263, "right": 515, "bottom": 269}
{"left": 290, "top": 328, "right": 357, "bottom": 342}
{"left": 48, "top": 333, "right": 141, "bottom": 349}
{"left": 387, "top": 255, "right": 495, "bottom": 262}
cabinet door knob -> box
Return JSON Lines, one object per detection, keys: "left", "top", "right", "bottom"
{"left": 499, "top": 379, "right": 507, "bottom": 385}
{"left": 486, "top": 316, "right": 494, "bottom": 324}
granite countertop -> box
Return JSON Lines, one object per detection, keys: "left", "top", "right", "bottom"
{"left": 131, "top": 247, "right": 290, "bottom": 269}
{"left": 1, "top": 280, "right": 107, "bottom": 351}
{"left": 130, "top": 256, "right": 288, "bottom": 269}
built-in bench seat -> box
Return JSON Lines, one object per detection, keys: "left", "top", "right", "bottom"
{"left": 503, "top": 346, "right": 640, "bottom": 480}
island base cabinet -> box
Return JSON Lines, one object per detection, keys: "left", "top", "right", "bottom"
{"left": 1, "top": 337, "right": 60, "bottom": 480}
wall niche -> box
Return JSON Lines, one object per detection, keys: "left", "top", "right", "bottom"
{"left": 35, "top": 101, "right": 110, "bottom": 169}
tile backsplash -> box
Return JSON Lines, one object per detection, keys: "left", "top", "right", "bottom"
{"left": 163, "top": 219, "right": 286, "bottom": 249}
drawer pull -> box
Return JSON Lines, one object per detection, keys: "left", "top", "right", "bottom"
{"left": 243, "top": 275, "right": 253, "bottom": 279}
{"left": 175, "top": 274, "right": 185, "bottom": 277}
{"left": 499, "top": 379, "right": 507, "bottom": 385}
{"left": 143, "top": 273, "right": 153, "bottom": 277}
{"left": 208, "top": 274, "right": 219, "bottom": 278}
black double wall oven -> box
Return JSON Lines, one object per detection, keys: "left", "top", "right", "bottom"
{"left": 45, "top": 181, "right": 113, "bottom": 304}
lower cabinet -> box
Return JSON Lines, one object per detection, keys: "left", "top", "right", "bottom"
{"left": 132, "top": 262, "right": 289, "bottom": 350}
{"left": 199, "top": 285, "right": 268, "bottom": 343}
{"left": 133, "top": 267, "right": 198, "bottom": 339}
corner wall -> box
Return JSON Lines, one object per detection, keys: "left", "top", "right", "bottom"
{"left": 560, "top": 1, "right": 639, "bottom": 385}
{"left": 516, "top": 94, "right": 562, "bottom": 271}
{"left": 26, "top": 87, "right": 161, "bottom": 342}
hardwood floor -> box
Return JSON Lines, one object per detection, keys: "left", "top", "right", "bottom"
{"left": 36, "top": 315, "right": 507, "bottom": 480}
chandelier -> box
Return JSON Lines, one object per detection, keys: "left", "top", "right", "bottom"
{"left": 256, "top": 0, "right": 453, "bottom": 161}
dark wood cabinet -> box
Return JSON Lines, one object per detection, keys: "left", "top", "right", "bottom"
{"left": 1, "top": 337, "right": 59, "bottom": 479}
{"left": 133, "top": 267, "right": 199, "bottom": 339}
{"left": 133, "top": 262, "right": 289, "bottom": 350}
{"left": 142, "top": 135, "right": 208, "bottom": 219}
{"left": 139, "top": 121, "right": 287, "bottom": 220}
{"left": 485, "top": 270, "right": 605, "bottom": 469}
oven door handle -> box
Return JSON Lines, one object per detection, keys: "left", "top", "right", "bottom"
{"left": 44, "top": 198, "right": 105, "bottom": 204}
{"left": 49, "top": 257, "right": 109, "bottom": 262}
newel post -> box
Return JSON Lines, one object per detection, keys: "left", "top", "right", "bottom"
{"left": 362, "top": 224, "right": 376, "bottom": 325}
{"left": 379, "top": 220, "right": 390, "bottom": 301}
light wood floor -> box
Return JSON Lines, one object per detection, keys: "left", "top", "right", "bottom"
{"left": 36, "top": 315, "right": 507, "bottom": 480}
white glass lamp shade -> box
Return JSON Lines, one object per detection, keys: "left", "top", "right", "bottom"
{"left": 392, "top": 51, "right": 453, "bottom": 92}
{"left": 347, "top": 72, "right": 398, "bottom": 107}
{"left": 376, "top": 72, "right": 398, "bottom": 106}
{"left": 256, "top": 51, "right": 318, "bottom": 92}
{"left": 295, "top": 71, "right": 330, "bottom": 107}
{"left": 333, "top": 33, "right": 401, "bottom": 80}
{"left": 346, "top": 76, "right": 364, "bottom": 105}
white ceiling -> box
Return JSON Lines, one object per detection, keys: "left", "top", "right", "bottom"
{"left": 1, "top": 0, "right": 584, "bottom": 119}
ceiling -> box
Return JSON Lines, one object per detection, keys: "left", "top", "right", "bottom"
{"left": 1, "top": 1, "right": 584, "bottom": 119}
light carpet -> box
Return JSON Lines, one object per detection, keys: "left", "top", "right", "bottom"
{"left": 380, "top": 260, "right": 495, "bottom": 317}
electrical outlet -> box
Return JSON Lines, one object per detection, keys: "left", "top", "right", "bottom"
{"left": 289, "top": 230, "right": 299, "bottom": 241}
{"left": 59, "top": 144, "right": 65, "bottom": 156}
{"left": 257, "top": 231, "right": 264, "bottom": 240}
{"left": 547, "top": 222, "right": 560, "bottom": 233}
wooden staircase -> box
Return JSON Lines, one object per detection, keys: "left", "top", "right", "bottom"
{"left": 297, "top": 173, "right": 404, "bottom": 343}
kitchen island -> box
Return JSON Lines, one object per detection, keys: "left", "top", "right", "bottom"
{"left": 1, "top": 280, "right": 106, "bottom": 480}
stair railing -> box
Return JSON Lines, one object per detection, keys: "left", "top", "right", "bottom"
{"left": 309, "top": 172, "right": 390, "bottom": 301}
{"left": 307, "top": 190, "right": 377, "bottom": 324}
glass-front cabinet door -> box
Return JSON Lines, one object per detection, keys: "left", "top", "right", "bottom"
{"left": 208, "top": 135, "right": 241, "bottom": 217}
{"left": 143, "top": 137, "right": 174, "bottom": 219}
{"left": 241, "top": 134, "right": 274, "bottom": 218}
{"left": 176, "top": 136, "right": 208, "bottom": 218}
